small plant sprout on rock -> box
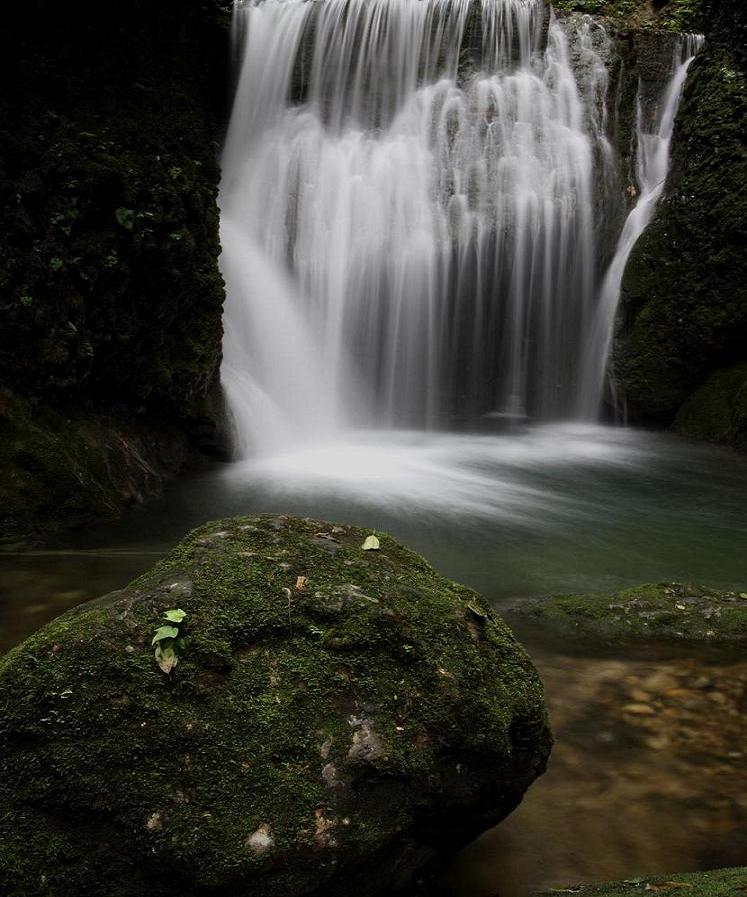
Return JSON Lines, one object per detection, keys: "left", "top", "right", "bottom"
{"left": 152, "top": 608, "right": 187, "bottom": 674}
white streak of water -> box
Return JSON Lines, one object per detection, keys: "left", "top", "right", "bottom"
{"left": 576, "top": 33, "right": 704, "bottom": 417}
{"left": 220, "top": 0, "right": 617, "bottom": 455}
{"left": 220, "top": 0, "right": 701, "bottom": 456}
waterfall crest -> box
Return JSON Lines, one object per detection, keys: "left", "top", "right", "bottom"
{"left": 219, "top": 0, "right": 699, "bottom": 456}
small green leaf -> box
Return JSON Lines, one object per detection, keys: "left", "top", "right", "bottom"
{"left": 466, "top": 604, "right": 488, "bottom": 621}
{"left": 115, "top": 207, "right": 134, "bottom": 230}
{"left": 152, "top": 626, "right": 179, "bottom": 645}
{"left": 163, "top": 609, "right": 187, "bottom": 623}
{"left": 362, "top": 535, "right": 380, "bottom": 551}
{"left": 155, "top": 642, "right": 178, "bottom": 674}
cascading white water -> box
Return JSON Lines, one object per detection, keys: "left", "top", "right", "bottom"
{"left": 576, "top": 33, "right": 704, "bottom": 417}
{"left": 219, "top": 0, "right": 699, "bottom": 457}
{"left": 220, "top": 0, "right": 617, "bottom": 455}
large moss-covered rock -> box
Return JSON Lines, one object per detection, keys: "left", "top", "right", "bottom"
{"left": 509, "top": 581, "right": 747, "bottom": 647}
{"left": 0, "top": 515, "right": 551, "bottom": 897}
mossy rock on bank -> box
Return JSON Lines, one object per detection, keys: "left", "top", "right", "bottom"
{"left": 673, "top": 362, "right": 747, "bottom": 452}
{"left": 0, "top": 388, "right": 195, "bottom": 539}
{"left": 0, "top": 515, "right": 551, "bottom": 897}
{"left": 535, "top": 866, "right": 747, "bottom": 896}
{"left": 508, "top": 582, "right": 747, "bottom": 646}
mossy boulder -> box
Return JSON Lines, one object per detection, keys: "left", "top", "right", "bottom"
{"left": 0, "top": 515, "right": 551, "bottom": 897}
{"left": 534, "top": 866, "right": 747, "bottom": 897}
{"left": 673, "top": 362, "right": 747, "bottom": 451}
{"left": 509, "top": 582, "right": 747, "bottom": 647}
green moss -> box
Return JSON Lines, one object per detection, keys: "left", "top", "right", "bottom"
{"left": 673, "top": 362, "right": 747, "bottom": 451}
{"left": 615, "top": 40, "right": 747, "bottom": 426}
{"left": 550, "top": 0, "right": 705, "bottom": 31}
{"left": 0, "top": 388, "right": 191, "bottom": 538}
{"left": 534, "top": 866, "right": 747, "bottom": 897}
{"left": 0, "top": 515, "right": 551, "bottom": 897}
{"left": 509, "top": 581, "right": 747, "bottom": 646}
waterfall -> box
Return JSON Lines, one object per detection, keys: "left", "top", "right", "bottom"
{"left": 576, "top": 33, "right": 704, "bottom": 417}
{"left": 219, "top": 0, "right": 697, "bottom": 457}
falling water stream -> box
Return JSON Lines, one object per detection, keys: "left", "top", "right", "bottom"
{"left": 220, "top": 0, "right": 702, "bottom": 448}
{"left": 577, "top": 33, "right": 705, "bottom": 414}
{"left": 220, "top": 0, "right": 617, "bottom": 451}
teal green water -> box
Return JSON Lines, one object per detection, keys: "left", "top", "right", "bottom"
{"left": 2, "top": 425, "right": 745, "bottom": 652}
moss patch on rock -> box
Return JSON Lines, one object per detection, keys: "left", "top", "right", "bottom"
{"left": 534, "top": 866, "right": 747, "bottom": 897}
{"left": 673, "top": 362, "right": 747, "bottom": 451}
{"left": 0, "top": 388, "right": 193, "bottom": 540}
{"left": 551, "top": 0, "right": 706, "bottom": 32}
{"left": 508, "top": 582, "right": 747, "bottom": 646}
{"left": 0, "top": 515, "right": 551, "bottom": 897}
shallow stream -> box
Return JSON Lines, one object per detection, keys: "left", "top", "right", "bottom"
{"left": 1, "top": 424, "right": 746, "bottom": 894}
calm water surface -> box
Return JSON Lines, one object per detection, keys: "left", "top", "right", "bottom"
{"left": 1, "top": 424, "right": 746, "bottom": 893}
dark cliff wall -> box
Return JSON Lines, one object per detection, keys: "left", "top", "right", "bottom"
{"left": 0, "top": 0, "right": 229, "bottom": 416}
{"left": 0, "top": 0, "right": 229, "bottom": 533}
{"left": 0, "top": 1, "right": 231, "bottom": 538}
{"left": 613, "top": 0, "right": 747, "bottom": 444}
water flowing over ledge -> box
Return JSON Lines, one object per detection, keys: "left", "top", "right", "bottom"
{"left": 576, "top": 31, "right": 705, "bottom": 417}
{"left": 219, "top": 0, "right": 702, "bottom": 457}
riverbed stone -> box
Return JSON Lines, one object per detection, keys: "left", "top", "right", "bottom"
{"left": 508, "top": 581, "right": 747, "bottom": 646}
{"left": 0, "top": 514, "right": 551, "bottom": 897}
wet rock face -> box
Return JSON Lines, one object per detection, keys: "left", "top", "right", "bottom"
{"left": 0, "top": 515, "right": 551, "bottom": 897}
{"left": 0, "top": 0, "right": 231, "bottom": 536}
{"left": 614, "top": 38, "right": 747, "bottom": 432}
{"left": 0, "top": 388, "right": 195, "bottom": 539}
